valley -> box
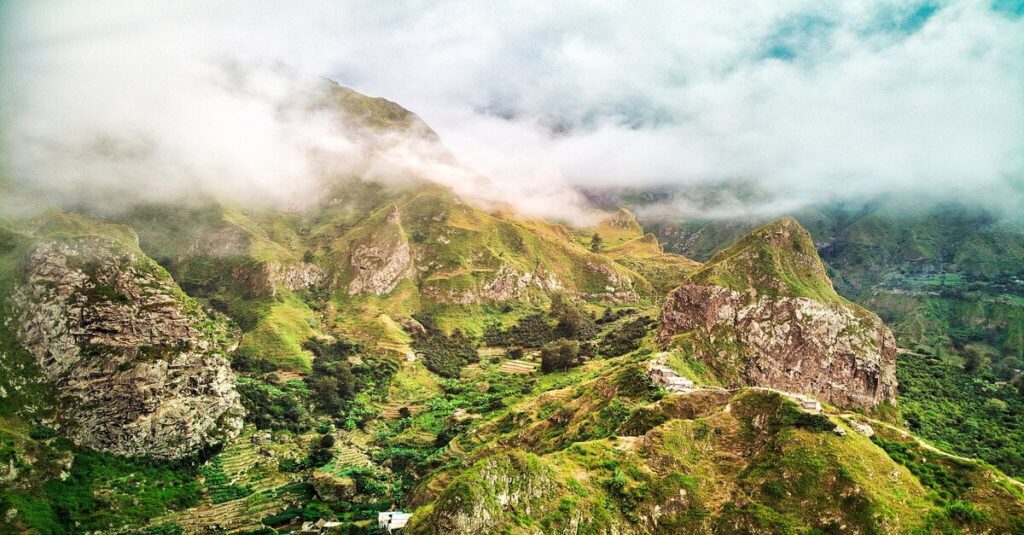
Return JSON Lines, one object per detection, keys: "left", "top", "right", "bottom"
{"left": 0, "top": 84, "right": 1021, "bottom": 534}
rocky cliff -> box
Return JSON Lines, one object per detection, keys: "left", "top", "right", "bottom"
{"left": 231, "top": 260, "right": 325, "bottom": 297}
{"left": 5, "top": 236, "right": 243, "bottom": 459}
{"left": 408, "top": 452, "right": 561, "bottom": 534}
{"left": 347, "top": 205, "right": 415, "bottom": 295}
{"left": 658, "top": 218, "right": 897, "bottom": 408}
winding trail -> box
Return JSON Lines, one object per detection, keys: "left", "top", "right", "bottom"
{"left": 837, "top": 411, "right": 1024, "bottom": 490}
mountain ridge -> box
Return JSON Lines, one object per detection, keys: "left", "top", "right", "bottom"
{"left": 0, "top": 82, "right": 1020, "bottom": 534}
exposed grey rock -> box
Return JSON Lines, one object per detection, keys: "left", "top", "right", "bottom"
{"left": 312, "top": 471, "right": 357, "bottom": 501}
{"left": 658, "top": 282, "right": 897, "bottom": 408}
{"left": 348, "top": 206, "right": 414, "bottom": 295}
{"left": 422, "top": 263, "right": 566, "bottom": 305}
{"left": 231, "top": 261, "right": 325, "bottom": 297}
{"left": 416, "top": 452, "right": 558, "bottom": 534}
{"left": 7, "top": 238, "right": 243, "bottom": 459}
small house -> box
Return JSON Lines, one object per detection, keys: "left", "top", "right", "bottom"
{"left": 800, "top": 399, "right": 822, "bottom": 413}
{"left": 378, "top": 511, "right": 413, "bottom": 533}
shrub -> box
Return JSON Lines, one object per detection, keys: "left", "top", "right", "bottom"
{"left": 599, "top": 317, "right": 655, "bottom": 357}
{"left": 29, "top": 425, "right": 59, "bottom": 440}
{"left": 943, "top": 500, "right": 987, "bottom": 523}
{"left": 614, "top": 365, "right": 660, "bottom": 400}
{"left": 229, "top": 353, "right": 277, "bottom": 373}
{"left": 551, "top": 293, "right": 598, "bottom": 340}
{"left": 413, "top": 316, "right": 477, "bottom": 378}
{"left": 540, "top": 339, "right": 581, "bottom": 373}
{"left": 303, "top": 339, "right": 397, "bottom": 417}
{"left": 484, "top": 314, "right": 558, "bottom": 348}
{"left": 237, "top": 378, "right": 311, "bottom": 432}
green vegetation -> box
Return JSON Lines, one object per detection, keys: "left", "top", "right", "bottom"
{"left": 690, "top": 217, "right": 845, "bottom": 303}
{"left": 0, "top": 450, "right": 201, "bottom": 534}
{"left": 896, "top": 353, "right": 1024, "bottom": 479}
{"left": 236, "top": 377, "right": 312, "bottom": 432}
{"left": 235, "top": 296, "right": 321, "bottom": 373}
{"left": 304, "top": 339, "right": 359, "bottom": 414}
{"left": 4, "top": 112, "right": 1024, "bottom": 532}
{"left": 540, "top": 339, "right": 581, "bottom": 373}
{"left": 597, "top": 315, "right": 655, "bottom": 357}
{"left": 411, "top": 315, "right": 478, "bottom": 378}
{"left": 484, "top": 313, "right": 560, "bottom": 348}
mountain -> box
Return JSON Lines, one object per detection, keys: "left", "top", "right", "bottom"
{"left": 658, "top": 217, "right": 898, "bottom": 409}
{"left": 0, "top": 84, "right": 1021, "bottom": 534}
{"left": 0, "top": 212, "right": 243, "bottom": 459}
{"left": 591, "top": 184, "right": 1024, "bottom": 479}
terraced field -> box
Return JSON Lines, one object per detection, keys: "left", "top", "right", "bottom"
{"left": 379, "top": 403, "right": 424, "bottom": 419}
{"left": 497, "top": 359, "right": 539, "bottom": 374}
{"left": 147, "top": 428, "right": 378, "bottom": 534}
{"left": 318, "top": 444, "right": 374, "bottom": 475}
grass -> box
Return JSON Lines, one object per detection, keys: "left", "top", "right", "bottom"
{"left": 690, "top": 217, "right": 845, "bottom": 304}
{"left": 662, "top": 349, "right": 722, "bottom": 387}
{"left": 236, "top": 295, "right": 320, "bottom": 373}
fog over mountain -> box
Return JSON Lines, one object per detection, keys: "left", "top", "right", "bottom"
{"left": 2, "top": 0, "right": 1022, "bottom": 221}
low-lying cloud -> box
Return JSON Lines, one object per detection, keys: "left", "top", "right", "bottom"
{"left": 1, "top": 1, "right": 1022, "bottom": 223}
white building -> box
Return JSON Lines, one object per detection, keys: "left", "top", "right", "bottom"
{"left": 378, "top": 511, "right": 413, "bottom": 533}
{"left": 799, "top": 399, "right": 822, "bottom": 413}
{"left": 646, "top": 361, "right": 695, "bottom": 393}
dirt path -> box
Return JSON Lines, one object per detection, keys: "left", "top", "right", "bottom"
{"left": 839, "top": 412, "right": 1024, "bottom": 489}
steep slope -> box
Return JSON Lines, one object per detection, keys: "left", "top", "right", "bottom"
{"left": 83, "top": 83, "right": 697, "bottom": 373}
{"left": 0, "top": 211, "right": 243, "bottom": 459}
{"left": 406, "top": 352, "right": 1024, "bottom": 534}
{"left": 112, "top": 181, "right": 692, "bottom": 369}
{"left": 7, "top": 81, "right": 1018, "bottom": 534}
{"left": 586, "top": 209, "right": 700, "bottom": 295}
{"left": 658, "top": 218, "right": 897, "bottom": 409}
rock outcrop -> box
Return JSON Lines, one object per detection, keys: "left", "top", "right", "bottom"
{"left": 231, "top": 261, "right": 325, "bottom": 297}
{"left": 312, "top": 471, "right": 357, "bottom": 501}
{"left": 410, "top": 452, "right": 559, "bottom": 534}
{"left": 421, "top": 263, "right": 565, "bottom": 305}
{"left": 347, "top": 206, "right": 414, "bottom": 295}
{"left": 6, "top": 238, "right": 244, "bottom": 459}
{"left": 658, "top": 218, "right": 897, "bottom": 408}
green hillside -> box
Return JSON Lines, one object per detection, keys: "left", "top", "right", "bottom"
{"left": 689, "top": 217, "right": 842, "bottom": 303}
{"left": 1, "top": 85, "right": 1022, "bottom": 534}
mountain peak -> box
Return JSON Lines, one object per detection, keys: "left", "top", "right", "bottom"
{"left": 659, "top": 215, "right": 897, "bottom": 408}
{"left": 691, "top": 216, "right": 840, "bottom": 303}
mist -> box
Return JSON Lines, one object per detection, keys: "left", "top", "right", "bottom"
{"left": 2, "top": 1, "right": 1022, "bottom": 224}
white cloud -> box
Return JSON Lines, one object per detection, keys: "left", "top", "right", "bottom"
{"left": 1, "top": 0, "right": 1022, "bottom": 221}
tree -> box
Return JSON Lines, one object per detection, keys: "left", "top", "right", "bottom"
{"left": 997, "top": 357, "right": 1022, "bottom": 380}
{"left": 985, "top": 398, "right": 1008, "bottom": 413}
{"left": 307, "top": 362, "right": 354, "bottom": 414}
{"left": 304, "top": 339, "right": 359, "bottom": 414}
{"left": 556, "top": 302, "right": 585, "bottom": 338}
{"left": 308, "top": 435, "right": 334, "bottom": 467}
{"left": 549, "top": 292, "right": 569, "bottom": 319}
{"left": 540, "top": 339, "right": 580, "bottom": 373}
{"left": 590, "top": 233, "right": 602, "bottom": 252}
{"left": 964, "top": 347, "right": 983, "bottom": 374}
{"left": 549, "top": 292, "right": 593, "bottom": 339}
